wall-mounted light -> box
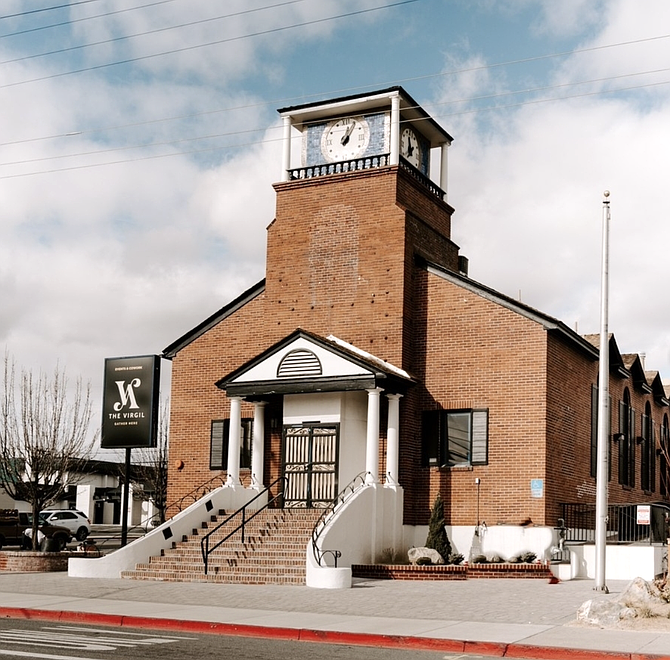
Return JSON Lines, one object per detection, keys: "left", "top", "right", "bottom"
{"left": 612, "top": 433, "right": 625, "bottom": 442}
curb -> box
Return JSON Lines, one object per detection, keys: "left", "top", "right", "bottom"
{"left": 0, "top": 607, "right": 668, "bottom": 660}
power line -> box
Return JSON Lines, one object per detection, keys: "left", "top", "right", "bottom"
{"left": 0, "top": 0, "right": 105, "bottom": 21}
{"left": 0, "top": 0, "right": 180, "bottom": 40}
{"left": 1, "top": 26, "right": 669, "bottom": 153}
{"left": 1, "top": 74, "right": 669, "bottom": 181}
{"left": 0, "top": 0, "right": 310, "bottom": 64}
{"left": 0, "top": 0, "right": 418, "bottom": 88}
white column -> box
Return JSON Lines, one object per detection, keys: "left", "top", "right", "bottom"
{"left": 251, "top": 401, "right": 266, "bottom": 489}
{"left": 365, "top": 388, "right": 382, "bottom": 484}
{"left": 281, "top": 116, "right": 292, "bottom": 182}
{"left": 226, "top": 396, "right": 242, "bottom": 486}
{"left": 390, "top": 94, "right": 400, "bottom": 166}
{"left": 440, "top": 141, "right": 450, "bottom": 196}
{"left": 385, "top": 394, "right": 402, "bottom": 487}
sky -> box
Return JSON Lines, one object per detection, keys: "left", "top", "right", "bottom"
{"left": 2, "top": 0, "right": 670, "bottom": 447}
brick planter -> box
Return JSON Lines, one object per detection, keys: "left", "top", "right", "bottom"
{"left": 352, "top": 562, "right": 553, "bottom": 581}
{"left": 0, "top": 551, "right": 68, "bottom": 573}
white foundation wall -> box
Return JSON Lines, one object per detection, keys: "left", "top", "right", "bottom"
{"left": 403, "top": 524, "right": 555, "bottom": 562}
{"left": 564, "top": 544, "right": 666, "bottom": 581}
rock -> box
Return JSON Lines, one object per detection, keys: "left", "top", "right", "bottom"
{"left": 619, "top": 577, "right": 670, "bottom": 618}
{"left": 576, "top": 598, "right": 637, "bottom": 627}
{"left": 408, "top": 546, "right": 444, "bottom": 565}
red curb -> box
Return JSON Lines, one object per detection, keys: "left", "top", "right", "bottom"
{"left": 464, "top": 639, "right": 507, "bottom": 656}
{"left": 507, "top": 643, "right": 633, "bottom": 660}
{"left": 1, "top": 608, "right": 670, "bottom": 660}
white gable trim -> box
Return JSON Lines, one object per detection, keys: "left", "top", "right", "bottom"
{"left": 230, "top": 336, "right": 373, "bottom": 384}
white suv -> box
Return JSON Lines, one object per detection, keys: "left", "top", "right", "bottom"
{"left": 40, "top": 509, "right": 91, "bottom": 541}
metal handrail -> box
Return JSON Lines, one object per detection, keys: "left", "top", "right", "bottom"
{"left": 311, "top": 471, "right": 371, "bottom": 568}
{"left": 95, "top": 473, "right": 227, "bottom": 549}
{"left": 200, "top": 475, "right": 287, "bottom": 575}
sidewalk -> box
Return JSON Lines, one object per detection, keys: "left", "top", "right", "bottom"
{"left": 0, "top": 573, "right": 669, "bottom": 659}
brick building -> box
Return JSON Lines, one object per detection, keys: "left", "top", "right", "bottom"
{"left": 161, "top": 87, "right": 669, "bottom": 583}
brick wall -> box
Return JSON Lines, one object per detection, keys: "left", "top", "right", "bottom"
{"left": 0, "top": 551, "right": 68, "bottom": 572}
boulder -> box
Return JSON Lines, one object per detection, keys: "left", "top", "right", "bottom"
{"left": 408, "top": 546, "right": 444, "bottom": 565}
{"left": 619, "top": 577, "right": 670, "bottom": 618}
{"left": 576, "top": 598, "right": 636, "bottom": 628}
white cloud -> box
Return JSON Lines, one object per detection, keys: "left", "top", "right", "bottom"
{"left": 442, "top": 1, "right": 670, "bottom": 375}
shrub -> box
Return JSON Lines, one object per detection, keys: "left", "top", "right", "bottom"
{"left": 471, "top": 554, "right": 488, "bottom": 564}
{"left": 449, "top": 553, "right": 464, "bottom": 565}
{"left": 425, "top": 493, "right": 451, "bottom": 562}
{"left": 511, "top": 551, "right": 537, "bottom": 563}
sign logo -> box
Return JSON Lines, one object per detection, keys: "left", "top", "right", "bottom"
{"left": 114, "top": 378, "right": 141, "bottom": 411}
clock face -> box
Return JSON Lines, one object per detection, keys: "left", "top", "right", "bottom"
{"left": 321, "top": 116, "right": 370, "bottom": 163}
{"left": 400, "top": 127, "right": 421, "bottom": 169}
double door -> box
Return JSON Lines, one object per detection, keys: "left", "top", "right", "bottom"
{"left": 282, "top": 424, "right": 339, "bottom": 508}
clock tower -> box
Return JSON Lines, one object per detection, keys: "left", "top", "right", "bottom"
{"left": 268, "top": 87, "right": 463, "bottom": 372}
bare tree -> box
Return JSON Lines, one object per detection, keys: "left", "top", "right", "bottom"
{"left": 0, "top": 353, "right": 96, "bottom": 550}
{"left": 127, "top": 397, "right": 169, "bottom": 526}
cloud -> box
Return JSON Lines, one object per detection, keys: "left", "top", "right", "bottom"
{"left": 440, "top": 0, "right": 670, "bottom": 375}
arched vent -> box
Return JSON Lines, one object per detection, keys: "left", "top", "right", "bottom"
{"left": 277, "top": 349, "right": 322, "bottom": 378}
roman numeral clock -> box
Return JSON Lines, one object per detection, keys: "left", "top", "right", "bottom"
{"left": 278, "top": 86, "right": 453, "bottom": 194}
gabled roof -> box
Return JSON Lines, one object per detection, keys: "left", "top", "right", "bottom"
{"left": 162, "top": 279, "right": 265, "bottom": 359}
{"left": 583, "top": 334, "right": 630, "bottom": 378}
{"left": 621, "top": 354, "right": 653, "bottom": 394}
{"left": 421, "top": 257, "right": 599, "bottom": 360}
{"left": 646, "top": 371, "right": 669, "bottom": 407}
{"left": 217, "top": 328, "right": 415, "bottom": 398}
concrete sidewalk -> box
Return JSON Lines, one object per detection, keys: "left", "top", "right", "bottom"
{"left": 0, "top": 573, "right": 669, "bottom": 659}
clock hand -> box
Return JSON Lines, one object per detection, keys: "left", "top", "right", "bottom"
{"left": 341, "top": 121, "right": 356, "bottom": 146}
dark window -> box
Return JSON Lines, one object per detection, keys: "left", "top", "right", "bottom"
{"left": 641, "top": 403, "right": 655, "bottom": 493}
{"left": 661, "top": 414, "right": 669, "bottom": 499}
{"left": 422, "top": 409, "right": 488, "bottom": 467}
{"left": 618, "top": 389, "right": 635, "bottom": 487}
{"left": 210, "top": 418, "right": 253, "bottom": 471}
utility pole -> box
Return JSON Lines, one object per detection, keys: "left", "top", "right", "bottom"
{"left": 594, "top": 190, "right": 611, "bottom": 592}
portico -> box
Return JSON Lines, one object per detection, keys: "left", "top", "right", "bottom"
{"left": 216, "top": 329, "right": 412, "bottom": 504}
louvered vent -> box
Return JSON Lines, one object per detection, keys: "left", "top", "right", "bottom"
{"left": 277, "top": 349, "right": 322, "bottom": 378}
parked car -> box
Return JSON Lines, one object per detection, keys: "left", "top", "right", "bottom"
{"left": 40, "top": 509, "right": 91, "bottom": 541}
{"left": 0, "top": 509, "right": 72, "bottom": 550}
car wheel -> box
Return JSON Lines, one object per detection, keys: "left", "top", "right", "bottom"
{"left": 75, "top": 527, "right": 88, "bottom": 541}
{"left": 54, "top": 535, "right": 68, "bottom": 551}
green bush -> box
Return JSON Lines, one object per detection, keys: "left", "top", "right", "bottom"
{"left": 425, "top": 493, "right": 451, "bottom": 562}
{"left": 449, "top": 553, "right": 464, "bottom": 565}
{"left": 471, "top": 554, "right": 488, "bottom": 564}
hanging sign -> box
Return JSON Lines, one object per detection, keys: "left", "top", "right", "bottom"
{"left": 101, "top": 355, "right": 161, "bottom": 449}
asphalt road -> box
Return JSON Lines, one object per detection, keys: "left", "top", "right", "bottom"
{"left": 0, "top": 619, "right": 542, "bottom": 660}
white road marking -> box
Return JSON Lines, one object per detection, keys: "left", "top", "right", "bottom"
{"left": 0, "top": 650, "right": 101, "bottom": 660}
{"left": 0, "top": 626, "right": 189, "bottom": 652}
{"left": 44, "top": 627, "right": 191, "bottom": 640}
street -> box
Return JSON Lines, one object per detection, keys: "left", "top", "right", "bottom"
{"left": 0, "top": 620, "right": 540, "bottom": 660}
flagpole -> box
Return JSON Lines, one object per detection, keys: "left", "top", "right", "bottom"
{"left": 594, "top": 190, "right": 611, "bottom": 592}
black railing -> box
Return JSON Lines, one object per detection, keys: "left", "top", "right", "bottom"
{"left": 95, "top": 473, "right": 227, "bottom": 550}
{"left": 200, "top": 476, "right": 287, "bottom": 575}
{"left": 288, "top": 154, "right": 390, "bottom": 181}
{"left": 560, "top": 502, "right": 670, "bottom": 544}
{"left": 311, "top": 471, "right": 371, "bottom": 568}
{"left": 398, "top": 158, "right": 446, "bottom": 200}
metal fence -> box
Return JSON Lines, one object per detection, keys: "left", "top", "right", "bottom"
{"left": 560, "top": 502, "right": 670, "bottom": 544}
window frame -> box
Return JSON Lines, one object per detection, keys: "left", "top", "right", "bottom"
{"left": 210, "top": 418, "right": 253, "bottom": 471}
{"left": 422, "top": 408, "right": 489, "bottom": 468}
